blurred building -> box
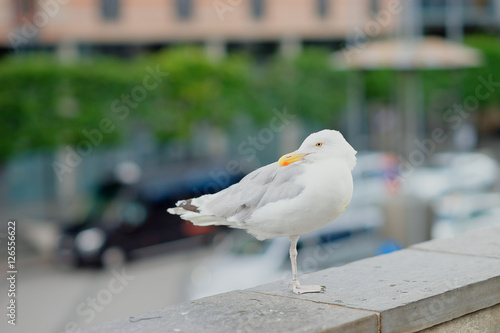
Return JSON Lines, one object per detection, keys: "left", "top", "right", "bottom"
{"left": 2, "top": 0, "right": 500, "bottom": 58}
{"left": 422, "top": 0, "right": 500, "bottom": 38}
{"left": 1, "top": 0, "right": 398, "bottom": 58}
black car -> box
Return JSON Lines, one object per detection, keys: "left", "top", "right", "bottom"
{"left": 56, "top": 166, "right": 244, "bottom": 268}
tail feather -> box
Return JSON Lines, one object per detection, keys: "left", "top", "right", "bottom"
{"left": 168, "top": 199, "right": 246, "bottom": 229}
{"left": 174, "top": 199, "right": 199, "bottom": 212}
{"left": 168, "top": 199, "right": 227, "bottom": 227}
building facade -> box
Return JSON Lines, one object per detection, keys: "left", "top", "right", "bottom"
{"left": 0, "top": 0, "right": 398, "bottom": 57}
{"left": 0, "top": 0, "right": 498, "bottom": 57}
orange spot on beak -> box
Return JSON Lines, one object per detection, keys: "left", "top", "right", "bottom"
{"left": 278, "top": 153, "right": 307, "bottom": 167}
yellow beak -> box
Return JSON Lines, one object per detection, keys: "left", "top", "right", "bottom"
{"left": 278, "top": 152, "right": 307, "bottom": 167}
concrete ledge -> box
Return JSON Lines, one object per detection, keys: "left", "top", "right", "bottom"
{"left": 81, "top": 291, "right": 378, "bottom": 333}
{"left": 419, "top": 302, "right": 500, "bottom": 333}
{"left": 79, "top": 226, "right": 500, "bottom": 333}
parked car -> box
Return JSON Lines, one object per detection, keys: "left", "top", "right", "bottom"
{"left": 402, "top": 152, "right": 499, "bottom": 201}
{"left": 56, "top": 164, "right": 244, "bottom": 268}
{"left": 431, "top": 191, "right": 500, "bottom": 239}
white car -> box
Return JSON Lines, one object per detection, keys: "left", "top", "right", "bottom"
{"left": 432, "top": 191, "right": 500, "bottom": 239}
{"left": 402, "top": 152, "right": 499, "bottom": 201}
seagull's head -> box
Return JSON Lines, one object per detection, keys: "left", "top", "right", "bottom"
{"left": 278, "top": 129, "right": 357, "bottom": 170}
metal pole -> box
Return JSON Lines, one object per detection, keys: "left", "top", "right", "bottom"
{"left": 446, "top": 0, "right": 464, "bottom": 42}
{"left": 346, "top": 71, "right": 365, "bottom": 150}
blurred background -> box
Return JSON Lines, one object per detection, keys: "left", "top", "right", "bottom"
{"left": 1, "top": 0, "right": 500, "bottom": 332}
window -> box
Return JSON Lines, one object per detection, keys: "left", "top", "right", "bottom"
{"left": 421, "top": 0, "right": 494, "bottom": 21}
{"left": 14, "top": 0, "right": 35, "bottom": 19}
{"left": 101, "top": 0, "right": 120, "bottom": 21}
{"left": 370, "top": 0, "right": 379, "bottom": 15}
{"left": 317, "top": 0, "right": 328, "bottom": 18}
{"left": 251, "top": 0, "right": 264, "bottom": 19}
{"left": 421, "top": 0, "right": 447, "bottom": 10}
{"left": 19, "top": 0, "right": 35, "bottom": 14}
{"left": 176, "top": 0, "right": 192, "bottom": 19}
{"left": 464, "top": 0, "right": 494, "bottom": 13}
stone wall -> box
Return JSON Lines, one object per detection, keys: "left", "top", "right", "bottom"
{"left": 79, "top": 226, "right": 500, "bottom": 333}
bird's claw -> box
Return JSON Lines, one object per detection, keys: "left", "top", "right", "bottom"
{"left": 290, "top": 281, "right": 326, "bottom": 294}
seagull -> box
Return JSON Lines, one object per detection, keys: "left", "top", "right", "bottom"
{"left": 168, "top": 129, "right": 357, "bottom": 294}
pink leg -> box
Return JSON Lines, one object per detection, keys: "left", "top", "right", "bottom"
{"left": 289, "top": 235, "right": 325, "bottom": 294}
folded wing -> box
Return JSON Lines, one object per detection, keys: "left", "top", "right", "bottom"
{"left": 168, "top": 162, "right": 304, "bottom": 229}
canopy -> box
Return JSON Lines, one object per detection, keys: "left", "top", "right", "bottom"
{"left": 334, "top": 37, "right": 482, "bottom": 70}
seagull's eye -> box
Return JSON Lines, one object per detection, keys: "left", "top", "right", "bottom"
{"left": 315, "top": 142, "right": 323, "bottom": 147}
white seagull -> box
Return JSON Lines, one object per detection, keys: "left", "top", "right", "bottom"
{"left": 168, "top": 129, "right": 357, "bottom": 294}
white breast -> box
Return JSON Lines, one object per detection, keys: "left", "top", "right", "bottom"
{"left": 246, "top": 158, "right": 353, "bottom": 240}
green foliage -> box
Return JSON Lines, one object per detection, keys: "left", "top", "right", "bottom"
{"left": 463, "top": 34, "right": 500, "bottom": 107}
{"left": 0, "top": 56, "right": 61, "bottom": 156}
{"left": 1, "top": 35, "right": 500, "bottom": 161}
{"left": 255, "top": 48, "right": 347, "bottom": 126}
{"left": 145, "top": 47, "right": 253, "bottom": 140}
{"left": 0, "top": 47, "right": 347, "bottom": 161}
{"left": 0, "top": 55, "right": 136, "bottom": 160}
{"left": 364, "top": 70, "right": 395, "bottom": 103}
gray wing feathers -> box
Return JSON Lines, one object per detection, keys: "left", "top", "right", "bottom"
{"left": 201, "top": 163, "right": 304, "bottom": 224}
